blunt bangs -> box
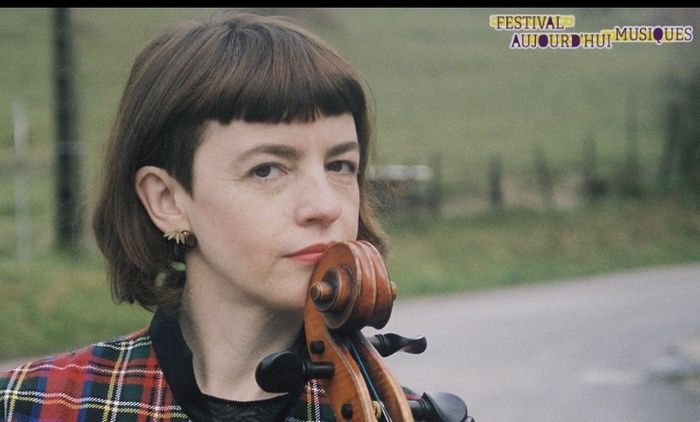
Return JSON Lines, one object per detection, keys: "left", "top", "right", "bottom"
{"left": 208, "top": 23, "right": 366, "bottom": 124}
{"left": 162, "top": 15, "right": 367, "bottom": 128}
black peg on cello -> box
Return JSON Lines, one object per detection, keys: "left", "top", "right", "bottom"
{"left": 409, "top": 391, "right": 473, "bottom": 422}
{"left": 368, "top": 333, "right": 428, "bottom": 357}
{"left": 255, "top": 351, "right": 334, "bottom": 393}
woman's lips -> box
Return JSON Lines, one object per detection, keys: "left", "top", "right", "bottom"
{"left": 287, "top": 252, "right": 325, "bottom": 264}
{"left": 286, "top": 243, "right": 331, "bottom": 264}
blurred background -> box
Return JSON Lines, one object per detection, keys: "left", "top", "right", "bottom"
{"left": 1, "top": 8, "right": 699, "bottom": 420}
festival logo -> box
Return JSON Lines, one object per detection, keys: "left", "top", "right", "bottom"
{"left": 489, "top": 14, "right": 693, "bottom": 50}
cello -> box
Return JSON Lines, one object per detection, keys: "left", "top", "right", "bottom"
{"left": 256, "top": 240, "right": 474, "bottom": 421}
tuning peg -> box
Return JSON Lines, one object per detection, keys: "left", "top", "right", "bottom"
{"left": 255, "top": 351, "right": 334, "bottom": 393}
{"left": 368, "top": 333, "right": 428, "bottom": 357}
{"left": 409, "top": 391, "right": 473, "bottom": 422}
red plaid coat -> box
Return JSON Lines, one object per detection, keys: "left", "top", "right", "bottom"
{"left": 0, "top": 328, "right": 334, "bottom": 421}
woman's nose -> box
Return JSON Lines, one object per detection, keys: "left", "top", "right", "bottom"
{"left": 295, "top": 172, "right": 343, "bottom": 228}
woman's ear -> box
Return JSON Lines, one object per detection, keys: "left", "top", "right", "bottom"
{"left": 134, "top": 166, "right": 191, "bottom": 234}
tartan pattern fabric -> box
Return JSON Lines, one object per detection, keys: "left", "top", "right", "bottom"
{"left": 0, "top": 329, "right": 333, "bottom": 422}
{"left": 286, "top": 380, "right": 335, "bottom": 422}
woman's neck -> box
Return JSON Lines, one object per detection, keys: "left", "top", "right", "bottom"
{"left": 178, "top": 279, "right": 304, "bottom": 401}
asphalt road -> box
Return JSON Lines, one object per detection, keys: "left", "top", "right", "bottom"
{"left": 371, "top": 263, "right": 700, "bottom": 422}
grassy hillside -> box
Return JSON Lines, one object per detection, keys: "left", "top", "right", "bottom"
{"left": 2, "top": 9, "right": 698, "bottom": 175}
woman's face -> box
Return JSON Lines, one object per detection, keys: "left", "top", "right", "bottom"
{"left": 181, "top": 113, "right": 360, "bottom": 311}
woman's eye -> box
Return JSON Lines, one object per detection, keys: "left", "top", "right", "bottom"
{"left": 250, "top": 164, "right": 281, "bottom": 179}
{"left": 327, "top": 160, "right": 357, "bottom": 174}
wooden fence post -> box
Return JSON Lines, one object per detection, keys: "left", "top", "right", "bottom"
{"left": 582, "top": 132, "right": 607, "bottom": 201}
{"left": 12, "top": 101, "right": 31, "bottom": 262}
{"left": 488, "top": 155, "right": 504, "bottom": 211}
{"left": 622, "top": 93, "right": 642, "bottom": 197}
{"left": 54, "top": 8, "right": 82, "bottom": 252}
{"left": 533, "top": 145, "right": 553, "bottom": 209}
{"left": 657, "top": 102, "right": 680, "bottom": 191}
{"left": 428, "top": 153, "right": 442, "bottom": 217}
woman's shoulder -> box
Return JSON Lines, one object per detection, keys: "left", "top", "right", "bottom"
{"left": 1, "top": 326, "right": 153, "bottom": 384}
{"left": 0, "top": 327, "right": 188, "bottom": 421}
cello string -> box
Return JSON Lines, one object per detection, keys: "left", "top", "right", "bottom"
{"left": 344, "top": 337, "right": 393, "bottom": 422}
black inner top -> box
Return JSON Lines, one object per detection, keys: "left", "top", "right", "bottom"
{"left": 204, "top": 392, "right": 290, "bottom": 422}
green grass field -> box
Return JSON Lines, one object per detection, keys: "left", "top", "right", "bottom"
{"left": 2, "top": 9, "right": 697, "bottom": 177}
{"left": 1, "top": 8, "right": 699, "bottom": 360}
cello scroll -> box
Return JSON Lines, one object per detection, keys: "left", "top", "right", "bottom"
{"left": 256, "top": 240, "right": 472, "bottom": 421}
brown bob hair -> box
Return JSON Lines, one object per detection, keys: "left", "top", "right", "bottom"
{"left": 92, "top": 12, "right": 388, "bottom": 312}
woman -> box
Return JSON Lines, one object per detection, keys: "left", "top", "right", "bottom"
{"left": 1, "top": 12, "right": 388, "bottom": 421}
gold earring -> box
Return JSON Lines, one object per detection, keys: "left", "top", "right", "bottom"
{"left": 164, "top": 229, "right": 196, "bottom": 248}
